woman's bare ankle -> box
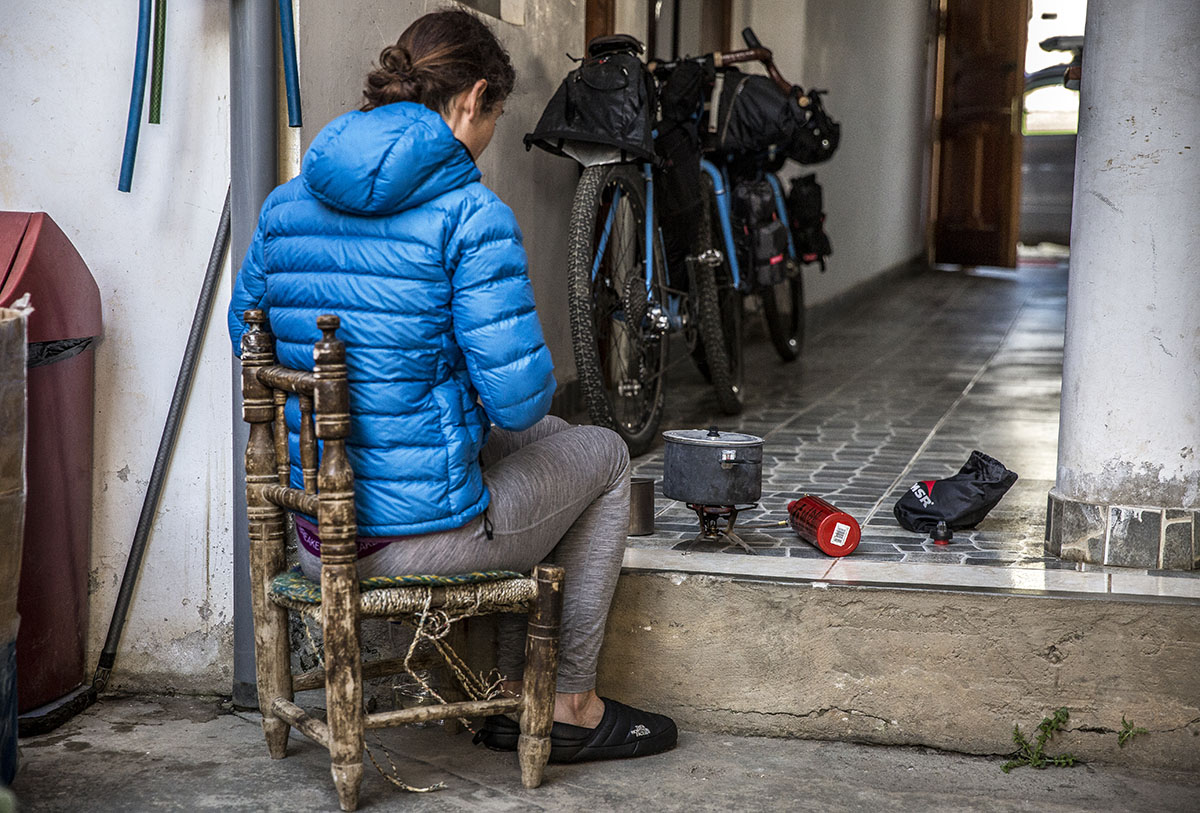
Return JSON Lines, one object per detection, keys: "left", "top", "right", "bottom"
{"left": 554, "top": 690, "right": 605, "bottom": 728}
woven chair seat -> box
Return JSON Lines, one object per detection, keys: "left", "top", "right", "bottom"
{"left": 269, "top": 567, "right": 537, "bottom": 618}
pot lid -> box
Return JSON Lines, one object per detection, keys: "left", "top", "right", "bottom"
{"left": 662, "top": 427, "right": 763, "bottom": 447}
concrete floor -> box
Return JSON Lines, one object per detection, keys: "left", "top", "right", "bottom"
{"left": 620, "top": 254, "right": 1200, "bottom": 600}
{"left": 12, "top": 695, "right": 1199, "bottom": 812}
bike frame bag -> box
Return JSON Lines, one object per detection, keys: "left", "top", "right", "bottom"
{"left": 525, "top": 36, "right": 657, "bottom": 166}
{"left": 731, "top": 178, "right": 790, "bottom": 290}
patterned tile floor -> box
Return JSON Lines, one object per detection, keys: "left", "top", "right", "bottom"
{"left": 618, "top": 255, "right": 1200, "bottom": 600}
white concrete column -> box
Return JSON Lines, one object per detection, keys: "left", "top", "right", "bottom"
{"left": 1047, "top": 0, "right": 1200, "bottom": 569}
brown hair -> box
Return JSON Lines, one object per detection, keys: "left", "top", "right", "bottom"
{"left": 362, "top": 9, "right": 515, "bottom": 114}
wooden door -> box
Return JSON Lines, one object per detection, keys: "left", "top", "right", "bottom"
{"left": 930, "top": 0, "right": 1029, "bottom": 267}
{"left": 586, "top": 0, "right": 615, "bottom": 49}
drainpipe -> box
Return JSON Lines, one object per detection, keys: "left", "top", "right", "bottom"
{"left": 229, "top": 0, "right": 278, "bottom": 708}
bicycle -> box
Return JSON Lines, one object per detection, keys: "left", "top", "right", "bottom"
{"left": 669, "top": 28, "right": 837, "bottom": 374}
{"left": 529, "top": 30, "right": 835, "bottom": 455}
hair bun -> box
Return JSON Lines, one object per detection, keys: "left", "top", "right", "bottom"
{"left": 378, "top": 44, "right": 415, "bottom": 79}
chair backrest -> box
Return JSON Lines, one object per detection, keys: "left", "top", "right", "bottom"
{"left": 240, "top": 309, "right": 357, "bottom": 565}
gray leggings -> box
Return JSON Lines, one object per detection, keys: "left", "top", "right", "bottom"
{"left": 298, "top": 416, "right": 631, "bottom": 693}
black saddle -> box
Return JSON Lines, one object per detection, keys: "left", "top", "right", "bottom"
{"left": 587, "top": 34, "right": 643, "bottom": 59}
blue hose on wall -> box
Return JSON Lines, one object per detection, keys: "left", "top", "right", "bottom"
{"left": 118, "top": 0, "right": 153, "bottom": 192}
{"left": 279, "top": 0, "right": 303, "bottom": 127}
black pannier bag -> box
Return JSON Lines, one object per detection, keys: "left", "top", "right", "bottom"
{"left": 730, "top": 178, "right": 789, "bottom": 290}
{"left": 893, "top": 451, "right": 1019, "bottom": 534}
{"left": 786, "top": 173, "right": 832, "bottom": 271}
{"left": 524, "top": 35, "right": 657, "bottom": 165}
{"left": 705, "top": 69, "right": 840, "bottom": 165}
{"left": 655, "top": 60, "right": 712, "bottom": 289}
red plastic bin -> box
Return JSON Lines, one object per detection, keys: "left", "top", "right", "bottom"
{"left": 0, "top": 212, "right": 102, "bottom": 715}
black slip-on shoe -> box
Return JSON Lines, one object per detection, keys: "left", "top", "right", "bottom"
{"left": 473, "top": 699, "right": 678, "bottom": 763}
{"left": 548, "top": 698, "right": 677, "bottom": 763}
{"left": 473, "top": 714, "right": 520, "bottom": 751}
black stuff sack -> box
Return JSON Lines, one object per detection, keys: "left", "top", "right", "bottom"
{"left": 893, "top": 451, "right": 1018, "bottom": 534}
{"left": 655, "top": 60, "right": 712, "bottom": 290}
{"left": 524, "top": 35, "right": 657, "bottom": 166}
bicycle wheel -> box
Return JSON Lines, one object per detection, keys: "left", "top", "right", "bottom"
{"left": 760, "top": 270, "right": 805, "bottom": 361}
{"left": 567, "top": 164, "right": 668, "bottom": 455}
{"left": 691, "top": 173, "right": 744, "bottom": 415}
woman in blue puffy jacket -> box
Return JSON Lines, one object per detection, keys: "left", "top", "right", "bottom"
{"left": 228, "top": 10, "right": 675, "bottom": 763}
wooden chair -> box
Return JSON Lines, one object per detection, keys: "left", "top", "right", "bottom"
{"left": 239, "top": 309, "right": 563, "bottom": 811}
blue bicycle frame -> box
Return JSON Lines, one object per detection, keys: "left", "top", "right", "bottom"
{"left": 589, "top": 163, "right": 685, "bottom": 330}
{"left": 588, "top": 159, "right": 797, "bottom": 331}
{"left": 700, "top": 159, "right": 742, "bottom": 289}
{"left": 700, "top": 158, "right": 798, "bottom": 291}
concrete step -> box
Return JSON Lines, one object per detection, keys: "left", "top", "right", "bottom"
{"left": 597, "top": 560, "right": 1200, "bottom": 774}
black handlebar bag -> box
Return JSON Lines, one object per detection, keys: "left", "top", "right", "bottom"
{"left": 893, "top": 451, "right": 1018, "bottom": 534}
{"left": 524, "top": 37, "right": 657, "bottom": 166}
{"left": 704, "top": 69, "right": 840, "bottom": 165}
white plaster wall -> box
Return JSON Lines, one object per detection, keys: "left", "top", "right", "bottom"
{"left": 297, "top": 0, "right": 584, "bottom": 386}
{"left": 1, "top": 3, "right": 234, "bottom": 691}
{"left": 734, "top": 0, "right": 930, "bottom": 306}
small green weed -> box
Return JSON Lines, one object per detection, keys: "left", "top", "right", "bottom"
{"left": 1001, "top": 707, "right": 1078, "bottom": 773}
{"left": 1117, "top": 715, "right": 1147, "bottom": 748}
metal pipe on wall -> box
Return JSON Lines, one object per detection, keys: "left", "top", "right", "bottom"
{"left": 229, "top": 0, "right": 278, "bottom": 708}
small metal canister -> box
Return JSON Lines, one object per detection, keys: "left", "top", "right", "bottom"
{"left": 629, "top": 477, "right": 655, "bottom": 535}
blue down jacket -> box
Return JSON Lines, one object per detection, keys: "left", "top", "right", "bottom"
{"left": 228, "top": 102, "right": 556, "bottom": 536}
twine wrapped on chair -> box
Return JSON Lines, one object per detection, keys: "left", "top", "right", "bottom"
{"left": 269, "top": 567, "right": 535, "bottom": 616}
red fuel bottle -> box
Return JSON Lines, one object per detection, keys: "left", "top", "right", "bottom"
{"left": 787, "top": 496, "right": 862, "bottom": 557}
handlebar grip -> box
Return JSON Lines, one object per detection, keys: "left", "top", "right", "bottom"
{"left": 741, "top": 27, "right": 763, "bottom": 50}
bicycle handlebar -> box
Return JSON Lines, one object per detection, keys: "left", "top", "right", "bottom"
{"left": 648, "top": 27, "right": 811, "bottom": 107}
{"left": 718, "top": 39, "right": 809, "bottom": 107}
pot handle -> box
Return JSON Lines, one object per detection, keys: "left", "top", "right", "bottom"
{"left": 720, "top": 449, "right": 753, "bottom": 469}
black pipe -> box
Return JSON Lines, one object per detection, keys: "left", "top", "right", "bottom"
{"left": 229, "top": 0, "right": 279, "bottom": 710}
{"left": 19, "top": 188, "right": 232, "bottom": 736}
{"left": 671, "top": 0, "right": 681, "bottom": 60}
{"left": 95, "top": 186, "right": 232, "bottom": 688}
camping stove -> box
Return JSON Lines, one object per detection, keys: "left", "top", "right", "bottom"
{"left": 684, "top": 503, "right": 767, "bottom": 554}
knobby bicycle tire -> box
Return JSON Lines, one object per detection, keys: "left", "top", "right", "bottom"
{"left": 761, "top": 272, "right": 805, "bottom": 362}
{"left": 693, "top": 173, "right": 744, "bottom": 415}
{"left": 760, "top": 172, "right": 806, "bottom": 362}
{"left": 566, "top": 164, "right": 668, "bottom": 456}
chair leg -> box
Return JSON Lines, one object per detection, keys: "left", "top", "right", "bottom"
{"left": 330, "top": 762, "right": 364, "bottom": 813}
{"left": 519, "top": 564, "right": 564, "bottom": 789}
{"left": 248, "top": 506, "right": 293, "bottom": 758}
{"left": 323, "top": 563, "right": 365, "bottom": 811}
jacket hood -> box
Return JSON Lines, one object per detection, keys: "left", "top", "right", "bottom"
{"left": 301, "top": 102, "right": 481, "bottom": 216}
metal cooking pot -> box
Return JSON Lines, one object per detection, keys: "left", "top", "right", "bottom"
{"left": 662, "top": 427, "right": 763, "bottom": 506}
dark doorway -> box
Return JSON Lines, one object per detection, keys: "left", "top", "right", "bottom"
{"left": 929, "top": 0, "right": 1030, "bottom": 268}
